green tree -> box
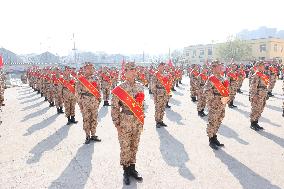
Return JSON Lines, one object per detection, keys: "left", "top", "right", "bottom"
{"left": 216, "top": 36, "right": 252, "bottom": 62}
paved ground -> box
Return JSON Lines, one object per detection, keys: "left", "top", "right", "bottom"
{"left": 0, "top": 78, "right": 283, "bottom": 189}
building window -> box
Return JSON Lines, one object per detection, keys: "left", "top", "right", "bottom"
{"left": 274, "top": 44, "right": 277, "bottom": 52}
{"left": 192, "top": 50, "right": 196, "bottom": 58}
{"left": 199, "top": 49, "right": 205, "bottom": 56}
{"left": 186, "top": 52, "right": 190, "bottom": 56}
{"left": 208, "top": 48, "right": 212, "bottom": 56}
{"left": 259, "top": 44, "right": 266, "bottom": 52}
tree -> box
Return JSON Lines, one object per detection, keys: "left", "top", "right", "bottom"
{"left": 171, "top": 49, "right": 183, "bottom": 65}
{"left": 216, "top": 36, "right": 252, "bottom": 62}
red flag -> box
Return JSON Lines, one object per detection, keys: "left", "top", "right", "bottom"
{"left": 0, "top": 55, "right": 3, "bottom": 68}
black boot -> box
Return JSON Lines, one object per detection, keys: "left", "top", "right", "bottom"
{"left": 228, "top": 101, "right": 237, "bottom": 108}
{"left": 209, "top": 137, "right": 218, "bottom": 150}
{"left": 44, "top": 97, "right": 48, "bottom": 101}
{"left": 156, "top": 122, "right": 161, "bottom": 128}
{"left": 129, "top": 164, "right": 143, "bottom": 181}
{"left": 166, "top": 102, "right": 171, "bottom": 108}
{"left": 282, "top": 110, "right": 284, "bottom": 117}
{"left": 67, "top": 117, "right": 72, "bottom": 125}
{"left": 191, "top": 97, "right": 197, "bottom": 102}
{"left": 57, "top": 108, "right": 60, "bottom": 114}
{"left": 213, "top": 135, "right": 224, "bottom": 147}
{"left": 171, "top": 87, "right": 176, "bottom": 91}
{"left": 179, "top": 80, "right": 182, "bottom": 84}
{"left": 37, "top": 90, "right": 40, "bottom": 94}
{"left": 59, "top": 107, "right": 64, "bottom": 113}
{"left": 159, "top": 121, "right": 167, "bottom": 127}
{"left": 123, "top": 166, "right": 131, "bottom": 185}
{"left": 176, "top": 83, "right": 179, "bottom": 87}
{"left": 85, "top": 136, "right": 91, "bottom": 144}
{"left": 41, "top": 93, "right": 43, "bottom": 97}
{"left": 90, "top": 135, "right": 101, "bottom": 142}
{"left": 70, "top": 116, "right": 78, "bottom": 124}
{"left": 103, "top": 101, "right": 110, "bottom": 106}
{"left": 250, "top": 121, "right": 259, "bottom": 131}
{"left": 198, "top": 109, "right": 207, "bottom": 117}
{"left": 268, "top": 91, "right": 274, "bottom": 97}
{"left": 49, "top": 102, "right": 54, "bottom": 107}
{"left": 255, "top": 120, "right": 263, "bottom": 130}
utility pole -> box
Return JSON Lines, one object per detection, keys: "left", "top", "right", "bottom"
{"left": 72, "top": 33, "right": 78, "bottom": 69}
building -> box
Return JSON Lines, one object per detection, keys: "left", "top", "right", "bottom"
{"left": 183, "top": 37, "right": 284, "bottom": 64}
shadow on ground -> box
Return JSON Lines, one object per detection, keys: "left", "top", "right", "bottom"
{"left": 215, "top": 149, "right": 281, "bottom": 189}
{"left": 157, "top": 127, "right": 195, "bottom": 181}
{"left": 49, "top": 143, "right": 94, "bottom": 189}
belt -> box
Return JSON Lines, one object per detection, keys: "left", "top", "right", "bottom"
{"left": 213, "top": 92, "right": 222, "bottom": 96}
{"left": 121, "top": 110, "right": 133, "bottom": 115}
{"left": 81, "top": 92, "right": 93, "bottom": 96}
{"left": 156, "top": 86, "right": 164, "bottom": 89}
{"left": 257, "top": 86, "right": 267, "bottom": 89}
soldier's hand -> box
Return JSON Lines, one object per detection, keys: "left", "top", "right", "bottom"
{"left": 221, "top": 97, "right": 229, "bottom": 105}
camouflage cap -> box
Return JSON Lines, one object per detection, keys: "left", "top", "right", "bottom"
{"left": 210, "top": 60, "right": 222, "bottom": 67}
{"left": 83, "top": 62, "right": 93, "bottom": 68}
{"left": 125, "top": 62, "right": 136, "bottom": 70}
{"left": 256, "top": 61, "right": 265, "bottom": 67}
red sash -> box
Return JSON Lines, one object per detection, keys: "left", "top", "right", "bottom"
{"left": 139, "top": 73, "right": 148, "bottom": 85}
{"left": 52, "top": 75, "right": 59, "bottom": 84}
{"left": 101, "top": 73, "right": 111, "bottom": 83}
{"left": 227, "top": 72, "right": 238, "bottom": 80}
{"left": 238, "top": 70, "right": 246, "bottom": 77}
{"left": 256, "top": 71, "right": 269, "bottom": 86}
{"left": 209, "top": 75, "right": 229, "bottom": 97}
{"left": 269, "top": 67, "right": 278, "bottom": 74}
{"left": 111, "top": 86, "right": 144, "bottom": 124}
{"left": 77, "top": 75, "right": 101, "bottom": 99}
{"left": 199, "top": 73, "right": 208, "bottom": 81}
{"left": 156, "top": 72, "right": 171, "bottom": 94}
{"left": 190, "top": 70, "right": 199, "bottom": 77}
{"left": 58, "top": 77, "right": 75, "bottom": 94}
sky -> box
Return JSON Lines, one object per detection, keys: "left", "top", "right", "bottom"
{"left": 1, "top": 0, "right": 284, "bottom": 56}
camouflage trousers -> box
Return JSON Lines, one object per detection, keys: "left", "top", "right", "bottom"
{"left": 190, "top": 85, "right": 198, "bottom": 97}
{"left": 102, "top": 88, "right": 110, "bottom": 101}
{"left": 237, "top": 78, "right": 245, "bottom": 90}
{"left": 118, "top": 113, "right": 142, "bottom": 167}
{"left": 206, "top": 98, "right": 225, "bottom": 138}
{"left": 154, "top": 93, "right": 167, "bottom": 122}
{"left": 54, "top": 85, "right": 63, "bottom": 108}
{"left": 47, "top": 85, "right": 54, "bottom": 103}
{"left": 250, "top": 94, "right": 266, "bottom": 122}
{"left": 228, "top": 81, "right": 238, "bottom": 104}
{"left": 63, "top": 88, "right": 76, "bottom": 117}
{"left": 81, "top": 96, "right": 100, "bottom": 136}
{"left": 0, "top": 93, "right": 4, "bottom": 105}
{"left": 268, "top": 75, "right": 277, "bottom": 93}
{"left": 197, "top": 89, "right": 206, "bottom": 111}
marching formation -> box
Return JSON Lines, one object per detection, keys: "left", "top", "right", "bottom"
{"left": 19, "top": 59, "right": 284, "bottom": 185}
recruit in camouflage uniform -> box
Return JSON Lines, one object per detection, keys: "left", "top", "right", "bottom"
{"left": 196, "top": 66, "right": 208, "bottom": 117}
{"left": 227, "top": 63, "right": 238, "bottom": 108}
{"left": 62, "top": 66, "right": 78, "bottom": 125}
{"left": 267, "top": 62, "right": 278, "bottom": 97}
{"left": 76, "top": 62, "right": 102, "bottom": 144}
{"left": 250, "top": 61, "right": 269, "bottom": 131}
{"left": 100, "top": 67, "right": 112, "bottom": 106}
{"left": 47, "top": 69, "right": 55, "bottom": 107}
{"left": 190, "top": 64, "right": 199, "bottom": 102}
{"left": 0, "top": 71, "right": 5, "bottom": 106}
{"left": 53, "top": 67, "right": 64, "bottom": 114}
{"left": 237, "top": 64, "right": 246, "bottom": 94}
{"left": 204, "top": 60, "right": 229, "bottom": 150}
{"left": 152, "top": 63, "right": 169, "bottom": 128}
{"left": 111, "top": 62, "right": 144, "bottom": 185}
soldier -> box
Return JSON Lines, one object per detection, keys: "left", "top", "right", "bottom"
{"left": 189, "top": 64, "right": 199, "bottom": 102}
{"left": 100, "top": 67, "right": 112, "bottom": 106}
{"left": 0, "top": 70, "right": 5, "bottom": 106}
{"left": 267, "top": 61, "right": 278, "bottom": 97}
{"left": 47, "top": 68, "right": 55, "bottom": 107}
{"left": 76, "top": 62, "right": 102, "bottom": 144}
{"left": 53, "top": 67, "right": 64, "bottom": 114}
{"left": 250, "top": 61, "right": 269, "bottom": 131}
{"left": 62, "top": 66, "right": 78, "bottom": 125}
{"left": 227, "top": 63, "right": 238, "bottom": 108}
{"left": 282, "top": 79, "right": 284, "bottom": 117}
{"left": 197, "top": 65, "right": 208, "bottom": 117}
{"left": 152, "top": 63, "right": 170, "bottom": 128}
{"left": 111, "top": 62, "right": 144, "bottom": 185}
{"left": 204, "top": 60, "right": 229, "bottom": 150}
{"left": 237, "top": 64, "right": 246, "bottom": 93}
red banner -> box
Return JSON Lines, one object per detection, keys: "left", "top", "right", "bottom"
{"left": 111, "top": 86, "right": 144, "bottom": 124}
{"left": 209, "top": 75, "right": 229, "bottom": 97}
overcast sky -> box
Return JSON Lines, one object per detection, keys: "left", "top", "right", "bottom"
{"left": 1, "top": 0, "right": 284, "bottom": 56}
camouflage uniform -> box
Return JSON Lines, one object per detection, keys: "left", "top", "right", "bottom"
{"left": 111, "top": 62, "right": 144, "bottom": 185}
{"left": 47, "top": 71, "right": 55, "bottom": 106}
{"left": 152, "top": 69, "right": 168, "bottom": 127}
{"left": 0, "top": 72, "right": 5, "bottom": 106}
{"left": 227, "top": 65, "right": 238, "bottom": 107}
{"left": 267, "top": 65, "right": 277, "bottom": 96}
{"left": 237, "top": 66, "right": 245, "bottom": 93}
{"left": 76, "top": 68, "right": 101, "bottom": 141}
{"left": 62, "top": 70, "right": 77, "bottom": 124}
{"left": 100, "top": 68, "right": 112, "bottom": 105}
{"left": 250, "top": 62, "right": 268, "bottom": 130}
{"left": 196, "top": 71, "right": 207, "bottom": 114}
{"left": 53, "top": 70, "right": 64, "bottom": 113}
{"left": 190, "top": 66, "right": 199, "bottom": 101}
